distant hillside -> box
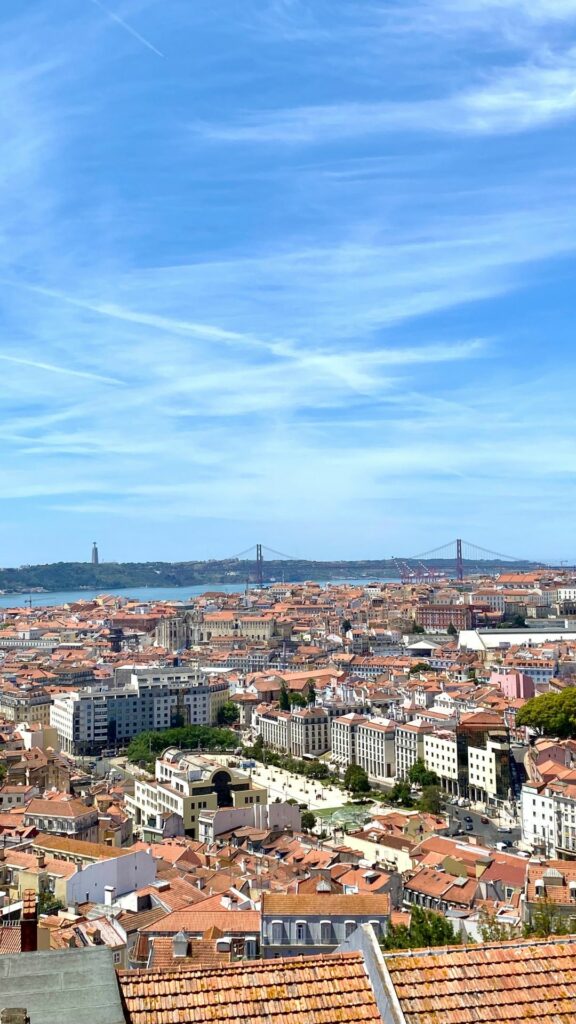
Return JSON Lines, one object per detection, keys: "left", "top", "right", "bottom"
{"left": 0, "top": 557, "right": 541, "bottom": 593}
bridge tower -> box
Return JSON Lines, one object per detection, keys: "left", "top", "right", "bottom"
{"left": 256, "top": 544, "right": 264, "bottom": 588}
{"left": 456, "top": 538, "right": 464, "bottom": 582}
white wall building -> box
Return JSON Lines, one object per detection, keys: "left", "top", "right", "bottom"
{"left": 423, "top": 730, "right": 459, "bottom": 795}
{"left": 51, "top": 671, "right": 228, "bottom": 754}
{"left": 521, "top": 779, "right": 576, "bottom": 857}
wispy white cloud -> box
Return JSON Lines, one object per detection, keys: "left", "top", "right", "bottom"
{"left": 196, "top": 48, "right": 576, "bottom": 141}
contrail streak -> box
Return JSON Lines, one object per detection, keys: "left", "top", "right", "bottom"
{"left": 88, "top": 0, "right": 165, "bottom": 58}
{"left": 0, "top": 354, "right": 124, "bottom": 385}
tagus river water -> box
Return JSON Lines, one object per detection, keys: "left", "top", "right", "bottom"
{"left": 0, "top": 578, "right": 400, "bottom": 609}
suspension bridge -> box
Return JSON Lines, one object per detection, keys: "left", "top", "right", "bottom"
{"left": 225, "top": 539, "right": 550, "bottom": 587}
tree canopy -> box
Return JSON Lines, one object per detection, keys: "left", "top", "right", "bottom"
{"left": 126, "top": 724, "right": 238, "bottom": 765}
{"left": 516, "top": 689, "right": 576, "bottom": 739}
{"left": 300, "top": 810, "right": 317, "bottom": 831}
{"left": 419, "top": 784, "right": 443, "bottom": 814}
{"left": 381, "top": 906, "right": 461, "bottom": 951}
{"left": 387, "top": 780, "right": 415, "bottom": 807}
{"left": 344, "top": 764, "right": 370, "bottom": 795}
{"left": 409, "top": 759, "right": 440, "bottom": 788}
{"left": 217, "top": 700, "right": 240, "bottom": 726}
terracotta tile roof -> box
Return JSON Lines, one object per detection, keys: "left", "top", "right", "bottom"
{"left": 385, "top": 936, "right": 576, "bottom": 1023}
{"left": 26, "top": 797, "right": 94, "bottom": 818}
{"left": 148, "top": 936, "right": 232, "bottom": 970}
{"left": 262, "top": 893, "right": 390, "bottom": 917}
{"left": 33, "top": 833, "right": 131, "bottom": 860}
{"left": 142, "top": 908, "right": 261, "bottom": 936}
{"left": 118, "top": 951, "right": 381, "bottom": 1024}
{"left": 0, "top": 925, "right": 21, "bottom": 955}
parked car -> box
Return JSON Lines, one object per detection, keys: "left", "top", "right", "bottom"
{"left": 465, "top": 822, "right": 473, "bottom": 831}
{"left": 464, "top": 815, "right": 473, "bottom": 823}
{"left": 480, "top": 816, "right": 489, "bottom": 824}
{"left": 497, "top": 826, "right": 512, "bottom": 833}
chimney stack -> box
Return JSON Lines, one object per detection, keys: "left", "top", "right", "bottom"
{"left": 35, "top": 851, "right": 45, "bottom": 870}
{"left": 20, "top": 890, "right": 38, "bottom": 953}
{"left": 104, "top": 885, "right": 116, "bottom": 907}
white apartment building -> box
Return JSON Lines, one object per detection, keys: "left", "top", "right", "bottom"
{"left": 290, "top": 708, "right": 331, "bottom": 758}
{"left": 331, "top": 714, "right": 368, "bottom": 767}
{"left": 125, "top": 749, "right": 267, "bottom": 840}
{"left": 468, "top": 738, "right": 508, "bottom": 802}
{"left": 423, "top": 730, "right": 459, "bottom": 795}
{"left": 355, "top": 719, "right": 396, "bottom": 782}
{"left": 51, "top": 671, "right": 229, "bottom": 754}
{"left": 254, "top": 703, "right": 356, "bottom": 759}
{"left": 395, "top": 721, "right": 434, "bottom": 780}
{"left": 253, "top": 707, "right": 291, "bottom": 752}
{"left": 521, "top": 779, "right": 576, "bottom": 857}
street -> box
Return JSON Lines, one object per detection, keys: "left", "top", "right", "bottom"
{"left": 445, "top": 805, "right": 522, "bottom": 849}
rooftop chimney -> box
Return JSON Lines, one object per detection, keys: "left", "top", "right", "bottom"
{"left": 35, "top": 851, "right": 45, "bottom": 870}
{"left": 104, "top": 885, "right": 116, "bottom": 907}
{"left": 20, "top": 890, "right": 38, "bottom": 953}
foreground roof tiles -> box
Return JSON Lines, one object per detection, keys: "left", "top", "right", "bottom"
{"left": 385, "top": 936, "right": 576, "bottom": 1024}
{"left": 118, "top": 951, "right": 381, "bottom": 1024}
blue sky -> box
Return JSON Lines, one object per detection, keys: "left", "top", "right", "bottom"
{"left": 2, "top": 0, "right": 576, "bottom": 565}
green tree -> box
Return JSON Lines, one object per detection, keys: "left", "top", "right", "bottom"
{"left": 447, "top": 622, "right": 458, "bottom": 636}
{"left": 252, "top": 734, "right": 265, "bottom": 757}
{"left": 409, "top": 760, "right": 440, "bottom": 788}
{"left": 38, "top": 892, "right": 65, "bottom": 916}
{"left": 300, "top": 810, "right": 317, "bottom": 832}
{"left": 419, "top": 784, "right": 443, "bottom": 814}
{"left": 516, "top": 689, "right": 576, "bottom": 739}
{"left": 388, "top": 781, "right": 414, "bottom": 807}
{"left": 288, "top": 691, "right": 307, "bottom": 708}
{"left": 381, "top": 906, "right": 460, "bottom": 950}
{"left": 341, "top": 619, "right": 352, "bottom": 634}
{"left": 409, "top": 662, "right": 436, "bottom": 675}
{"left": 306, "top": 679, "right": 316, "bottom": 705}
{"left": 126, "top": 724, "right": 238, "bottom": 766}
{"left": 217, "top": 701, "right": 240, "bottom": 726}
{"left": 478, "top": 907, "right": 521, "bottom": 943}
{"left": 344, "top": 764, "right": 370, "bottom": 795}
{"left": 511, "top": 613, "right": 527, "bottom": 628}
{"left": 279, "top": 681, "right": 290, "bottom": 712}
{"left": 0, "top": 762, "right": 6, "bottom": 783}
{"left": 411, "top": 621, "right": 426, "bottom": 634}
{"left": 523, "top": 898, "right": 575, "bottom": 938}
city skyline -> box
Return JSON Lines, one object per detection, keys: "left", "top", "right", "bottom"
{"left": 2, "top": 1, "right": 576, "bottom": 562}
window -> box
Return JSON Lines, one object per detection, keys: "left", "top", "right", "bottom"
{"left": 113, "top": 951, "right": 122, "bottom": 964}
{"left": 345, "top": 920, "right": 356, "bottom": 939}
{"left": 369, "top": 920, "right": 381, "bottom": 936}
{"left": 271, "top": 920, "right": 283, "bottom": 945}
{"left": 295, "top": 921, "right": 306, "bottom": 944}
{"left": 320, "top": 920, "right": 332, "bottom": 945}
